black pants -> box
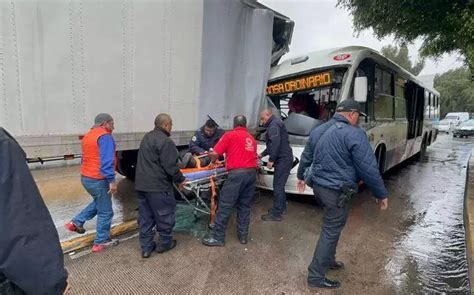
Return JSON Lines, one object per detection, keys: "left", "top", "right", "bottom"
{"left": 0, "top": 273, "right": 24, "bottom": 295}
{"left": 213, "top": 169, "right": 256, "bottom": 241}
{"left": 308, "top": 186, "right": 350, "bottom": 284}
{"left": 136, "top": 190, "right": 176, "bottom": 252}
{"left": 270, "top": 156, "right": 293, "bottom": 217}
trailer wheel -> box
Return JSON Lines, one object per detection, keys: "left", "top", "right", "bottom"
{"left": 117, "top": 150, "right": 138, "bottom": 181}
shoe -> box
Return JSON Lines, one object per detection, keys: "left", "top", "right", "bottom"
{"left": 238, "top": 235, "right": 248, "bottom": 245}
{"left": 261, "top": 213, "right": 282, "bottom": 222}
{"left": 142, "top": 243, "right": 157, "bottom": 258}
{"left": 156, "top": 240, "right": 177, "bottom": 253}
{"left": 329, "top": 261, "right": 344, "bottom": 270}
{"left": 92, "top": 239, "right": 119, "bottom": 253}
{"left": 308, "top": 278, "right": 341, "bottom": 289}
{"left": 65, "top": 221, "right": 86, "bottom": 234}
{"left": 202, "top": 237, "right": 225, "bottom": 247}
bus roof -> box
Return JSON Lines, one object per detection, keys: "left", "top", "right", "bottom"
{"left": 269, "top": 45, "right": 440, "bottom": 96}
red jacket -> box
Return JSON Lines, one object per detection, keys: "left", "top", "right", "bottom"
{"left": 213, "top": 127, "right": 257, "bottom": 171}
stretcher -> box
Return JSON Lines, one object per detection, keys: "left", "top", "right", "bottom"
{"left": 174, "top": 161, "right": 227, "bottom": 227}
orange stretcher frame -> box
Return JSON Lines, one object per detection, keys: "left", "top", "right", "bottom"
{"left": 177, "top": 160, "right": 227, "bottom": 227}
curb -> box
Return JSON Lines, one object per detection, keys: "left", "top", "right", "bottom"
{"left": 61, "top": 220, "right": 138, "bottom": 253}
{"left": 464, "top": 153, "right": 474, "bottom": 292}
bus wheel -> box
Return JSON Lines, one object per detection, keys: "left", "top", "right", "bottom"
{"left": 375, "top": 146, "right": 385, "bottom": 175}
{"left": 417, "top": 138, "right": 427, "bottom": 161}
{"left": 117, "top": 150, "right": 138, "bottom": 181}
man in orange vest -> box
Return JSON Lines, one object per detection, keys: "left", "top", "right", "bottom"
{"left": 65, "top": 113, "right": 119, "bottom": 253}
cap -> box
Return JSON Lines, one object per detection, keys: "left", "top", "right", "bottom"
{"left": 93, "top": 113, "right": 113, "bottom": 128}
{"left": 336, "top": 100, "right": 367, "bottom": 117}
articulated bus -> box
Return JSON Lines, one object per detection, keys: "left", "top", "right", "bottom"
{"left": 257, "top": 46, "right": 441, "bottom": 195}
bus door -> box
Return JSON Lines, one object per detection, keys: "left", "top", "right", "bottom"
{"left": 415, "top": 87, "right": 424, "bottom": 136}
{"left": 406, "top": 82, "right": 424, "bottom": 140}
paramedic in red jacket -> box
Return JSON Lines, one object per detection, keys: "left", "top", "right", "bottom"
{"left": 202, "top": 115, "right": 257, "bottom": 246}
{"left": 65, "top": 113, "right": 119, "bottom": 253}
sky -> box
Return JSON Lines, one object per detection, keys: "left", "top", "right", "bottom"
{"left": 260, "top": 0, "right": 465, "bottom": 76}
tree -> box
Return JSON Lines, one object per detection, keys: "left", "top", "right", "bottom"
{"left": 381, "top": 44, "right": 425, "bottom": 75}
{"left": 337, "top": 0, "right": 474, "bottom": 73}
{"left": 434, "top": 67, "right": 474, "bottom": 116}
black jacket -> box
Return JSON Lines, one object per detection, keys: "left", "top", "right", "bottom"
{"left": 261, "top": 116, "right": 293, "bottom": 162}
{"left": 0, "top": 128, "right": 68, "bottom": 295}
{"left": 135, "top": 127, "right": 185, "bottom": 192}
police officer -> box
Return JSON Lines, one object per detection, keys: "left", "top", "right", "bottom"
{"left": 189, "top": 119, "right": 224, "bottom": 155}
{"left": 180, "top": 119, "right": 225, "bottom": 168}
{"left": 259, "top": 109, "right": 293, "bottom": 221}
{"left": 296, "top": 100, "right": 388, "bottom": 289}
{"left": 135, "top": 113, "right": 186, "bottom": 258}
{"left": 202, "top": 115, "right": 257, "bottom": 246}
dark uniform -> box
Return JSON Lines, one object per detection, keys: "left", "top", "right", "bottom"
{"left": 189, "top": 126, "right": 224, "bottom": 155}
{"left": 208, "top": 126, "right": 257, "bottom": 243}
{"left": 0, "top": 128, "right": 68, "bottom": 295}
{"left": 260, "top": 115, "right": 293, "bottom": 218}
{"left": 297, "top": 107, "right": 388, "bottom": 287}
{"left": 135, "top": 126, "right": 185, "bottom": 253}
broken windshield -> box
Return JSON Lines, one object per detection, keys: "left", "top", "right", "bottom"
{"left": 267, "top": 67, "right": 347, "bottom": 123}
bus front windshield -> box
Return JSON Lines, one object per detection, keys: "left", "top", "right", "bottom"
{"left": 267, "top": 67, "right": 347, "bottom": 123}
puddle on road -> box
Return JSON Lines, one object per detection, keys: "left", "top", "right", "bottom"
{"left": 385, "top": 135, "right": 472, "bottom": 293}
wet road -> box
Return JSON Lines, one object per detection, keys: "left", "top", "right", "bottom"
{"left": 35, "top": 134, "right": 472, "bottom": 293}
{"left": 32, "top": 164, "right": 138, "bottom": 242}
{"left": 383, "top": 134, "right": 471, "bottom": 293}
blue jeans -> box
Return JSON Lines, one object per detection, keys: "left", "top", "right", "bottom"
{"left": 73, "top": 176, "right": 114, "bottom": 244}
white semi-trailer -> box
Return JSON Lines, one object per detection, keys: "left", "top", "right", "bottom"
{"left": 0, "top": 0, "right": 293, "bottom": 178}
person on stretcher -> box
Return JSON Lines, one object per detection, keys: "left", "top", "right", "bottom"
{"left": 180, "top": 119, "right": 224, "bottom": 168}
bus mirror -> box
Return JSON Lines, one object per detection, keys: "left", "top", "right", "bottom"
{"left": 354, "top": 77, "right": 368, "bottom": 103}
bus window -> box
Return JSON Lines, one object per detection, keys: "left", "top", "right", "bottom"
{"left": 395, "top": 97, "right": 406, "bottom": 119}
{"left": 429, "top": 93, "right": 433, "bottom": 119}
{"left": 395, "top": 78, "right": 405, "bottom": 98}
{"left": 394, "top": 77, "right": 406, "bottom": 120}
{"left": 374, "top": 67, "right": 394, "bottom": 120}
{"left": 424, "top": 91, "right": 430, "bottom": 119}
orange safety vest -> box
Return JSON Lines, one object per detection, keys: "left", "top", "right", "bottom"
{"left": 80, "top": 127, "right": 116, "bottom": 180}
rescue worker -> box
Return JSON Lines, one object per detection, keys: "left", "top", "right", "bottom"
{"left": 65, "top": 113, "right": 119, "bottom": 253}
{"left": 135, "top": 113, "right": 186, "bottom": 258}
{"left": 202, "top": 115, "right": 257, "bottom": 246}
{"left": 259, "top": 109, "right": 293, "bottom": 221}
{"left": 189, "top": 119, "right": 224, "bottom": 155}
{"left": 0, "top": 128, "right": 69, "bottom": 295}
{"left": 296, "top": 100, "right": 388, "bottom": 289}
{"left": 180, "top": 119, "right": 224, "bottom": 168}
